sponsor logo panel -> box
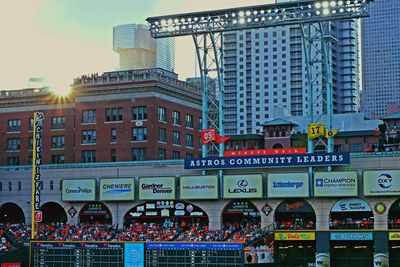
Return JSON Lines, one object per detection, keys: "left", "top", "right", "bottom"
{"left": 268, "top": 173, "right": 309, "bottom": 198}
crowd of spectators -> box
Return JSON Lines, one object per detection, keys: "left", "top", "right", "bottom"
{"left": 0, "top": 221, "right": 264, "bottom": 246}
{"left": 329, "top": 218, "right": 374, "bottom": 229}
{"left": 274, "top": 219, "right": 315, "bottom": 230}
{"left": 389, "top": 218, "right": 400, "bottom": 229}
{"left": 0, "top": 226, "right": 12, "bottom": 253}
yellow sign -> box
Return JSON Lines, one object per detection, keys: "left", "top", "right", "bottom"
{"left": 275, "top": 232, "right": 315, "bottom": 241}
{"left": 389, "top": 232, "right": 400, "bottom": 241}
{"left": 324, "top": 129, "right": 338, "bottom": 139}
{"left": 308, "top": 123, "right": 325, "bottom": 139}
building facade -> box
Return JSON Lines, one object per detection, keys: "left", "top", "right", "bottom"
{"left": 361, "top": 0, "right": 400, "bottom": 118}
{"left": 223, "top": 20, "right": 360, "bottom": 135}
{"left": 113, "top": 23, "right": 175, "bottom": 71}
{"left": 0, "top": 68, "right": 201, "bottom": 166}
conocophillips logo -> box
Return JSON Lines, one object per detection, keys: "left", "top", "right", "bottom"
{"left": 378, "top": 173, "right": 392, "bottom": 189}
{"left": 228, "top": 179, "right": 256, "bottom": 194}
{"left": 65, "top": 187, "right": 92, "bottom": 194}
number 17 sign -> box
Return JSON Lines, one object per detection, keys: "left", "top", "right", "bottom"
{"left": 308, "top": 123, "right": 325, "bottom": 140}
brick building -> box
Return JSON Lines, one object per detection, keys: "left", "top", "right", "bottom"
{"left": 1, "top": 68, "right": 202, "bottom": 166}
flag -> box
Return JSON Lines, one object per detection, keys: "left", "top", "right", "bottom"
{"left": 201, "top": 129, "right": 216, "bottom": 144}
{"left": 201, "top": 129, "right": 230, "bottom": 144}
{"left": 215, "top": 134, "right": 230, "bottom": 144}
{"left": 308, "top": 123, "right": 325, "bottom": 139}
{"left": 324, "top": 129, "right": 338, "bottom": 138}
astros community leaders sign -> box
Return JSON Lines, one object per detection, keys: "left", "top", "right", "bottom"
{"left": 100, "top": 178, "right": 135, "bottom": 201}
{"left": 184, "top": 152, "right": 349, "bottom": 170}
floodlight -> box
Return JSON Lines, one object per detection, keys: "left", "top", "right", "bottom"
{"left": 323, "top": 9, "right": 330, "bottom": 15}
{"left": 246, "top": 11, "right": 251, "bottom": 16}
{"left": 316, "top": 10, "right": 321, "bottom": 15}
{"left": 239, "top": 18, "right": 245, "bottom": 24}
{"left": 239, "top": 11, "right": 244, "bottom": 17}
{"left": 315, "top": 2, "right": 322, "bottom": 8}
{"left": 322, "top": 1, "right": 329, "bottom": 8}
{"left": 330, "top": 1, "right": 337, "bottom": 7}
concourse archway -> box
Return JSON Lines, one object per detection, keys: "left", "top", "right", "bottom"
{"left": 274, "top": 199, "right": 316, "bottom": 267}
{"left": 222, "top": 200, "right": 261, "bottom": 226}
{"left": 78, "top": 202, "right": 112, "bottom": 224}
{"left": 329, "top": 198, "right": 374, "bottom": 267}
{"left": 0, "top": 203, "right": 25, "bottom": 224}
{"left": 40, "top": 202, "right": 67, "bottom": 224}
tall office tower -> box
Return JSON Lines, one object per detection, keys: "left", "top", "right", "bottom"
{"left": 223, "top": 20, "right": 360, "bottom": 135}
{"left": 361, "top": 0, "right": 400, "bottom": 119}
{"left": 113, "top": 23, "right": 175, "bottom": 71}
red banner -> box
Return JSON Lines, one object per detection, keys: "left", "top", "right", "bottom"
{"left": 224, "top": 148, "right": 307, "bottom": 157}
{"left": 1, "top": 263, "right": 21, "bottom": 267}
{"left": 201, "top": 129, "right": 230, "bottom": 144}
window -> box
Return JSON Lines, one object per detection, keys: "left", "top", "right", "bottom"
{"left": 132, "top": 106, "right": 147, "bottom": 120}
{"left": 82, "top": 110, "right": 96, "bottom": 123}
{"left": 158, "top": 128, "right": 167, "bottom": 143}
{"left": 186, "top": 153, "right": 193, "bottom": 158}
{"left": 105, "top": 107, "right": 123, "bottom": 122}
{"left": 186, "top": 134, "right": 194, "bottom": 148}
{"left": 173, "top": 131, "right": 180, "bottom": 145}
{"left": 198, "top": 118, "right": 203, "bottom": 130}
{"left": 28, "top": 156, "right": 33, "bottom": 165}
{"left": 132, "top": 127, "right": 148, "bottom": 141}
{"left": 173, "top": 111, "right": 180, "bottom": 125}
{"left": 111, "top": 128, "right": 117, "bottom": 142}
{"left": 81, "top": 150, "right": 96, "bottom": 163}
{"left": 158, "top": 107, "right": 166, "bottom": 122}
{"left": 0, "top": 182, "right": 2, "bottom": 191}
{"left": 350, "top": 144, "right": 363, "bottom": 152}
{"left": 111, "top": 149, "right": 116, "bottom": 162}
{"left": 28, "top": 118, "right": 34, "bottom": 131}
{"left": 51, "top": 116, "right": 65, "bottom": 129}
{"left": 8, "top": 182, "right": 12, "bottom": 191}
{"left": 28, "top": 138, "right": 33, "bottom": 150}
{"left": 158, "top": 148, "right": 167, "bottom": 160}
{"left": 173, "top": 151, "right": 180, "bottom": 159}
{"left": 7, "top": 157, "right": 19, "bottom": 166}
{"left": 51, "top": 155, "right": 64, "bottom": 164}
{"left": 51, "top": 136, "right": 65, "bottom": 149}
{"left": 7, "top": 138, "right": 20, "bottom": 151}
{"left": 50, "top": 180, "right": 54, "bottom": 191}
{"left": 132, "top": 148, "right": 146, "bottom": 161}
{"left": 8, "top": 119, "right": 21, "bottom": 132}
{"left": 185, "top": 114, "right": 193, "bottom": 128}
{"left": 82, "top": 130, "right": 97, "bottom": 144}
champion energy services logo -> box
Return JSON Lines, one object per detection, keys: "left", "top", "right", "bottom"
{"left": 316, "top": 179, "right": 324, "bottom": 187}
{"left": 378, "top": 173, "right": 392, "bottom": 189}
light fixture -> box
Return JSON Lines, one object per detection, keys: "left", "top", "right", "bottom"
{"left": 330, "top": 1, "right": 337, "bottom": 7}
{"left": 239, "top": 11, "right": 244, "bottom": 17}
{"left": 239, "top": 18, "right": 245, "bottom": 24}
{"left": 323, "top": 9, "right": 330, "bottom": 15}
{"left": 338, "top": 0, "right": 344, "bottom": 5}
{"left": 246, "top": 11, "right": 251, "bottom": 16}
{"left": 315, "top": 2, "right": 322, "bottom": 9}
{"left": 322, "top": 1, "right": 329, "bottom": 8}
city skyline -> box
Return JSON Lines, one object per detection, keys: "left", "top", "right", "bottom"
{"left": 0, "top": 0, "right": 272, "bottom": 92}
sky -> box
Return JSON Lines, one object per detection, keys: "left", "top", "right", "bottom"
{"left": 0, "top": 0, "right": 274, "bottom": 93}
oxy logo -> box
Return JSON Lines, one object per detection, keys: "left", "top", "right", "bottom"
{"left": 378, "top": 173, "right": 392, "bottom": 189}
{"left": 238, "top": 180, "right": 248, "bottom": 188}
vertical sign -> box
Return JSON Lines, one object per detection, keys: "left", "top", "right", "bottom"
{"left": 31, "top": 112, "right": 44, "bottom": 240}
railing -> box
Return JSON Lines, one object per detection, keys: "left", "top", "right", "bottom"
{"left": 245, "top": 224, "right": 274, "bottom": 246}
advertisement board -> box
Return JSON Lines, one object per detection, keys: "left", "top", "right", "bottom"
{"left": 330, "top": 232, "right": 373, "bottom": 241}
{"left": 314, "top": 171, "right": 358, "bottom": 197}
{"left": 100, "top": 178, "right": 134, "bottom": 201}
{"left": 124, "top": 243, "right": 144, "bottom": 267}
{"left": 316, "top": 253, "right": 330, "bottom": 267}
{"left": 389, "top": 232, "right": 400, "bottom": 241}
{"left": 62, "top": 179, "right": 96, "bottom": 201}
{"left": 331, "top": 198, "right": 372, "bottom": 212}
{"left": 274, "top": 232, "right": 315, "bottom": 241}
{"left": 373, "top": 253, "right": 389, "bottom": 267}
{"left": 139, "top": 177, "right": 175, "bottom": 200}
{"left": 267, "top": 173, "right": 309, "bottom": 198}
{"left": 223, "top": 174, "right": 263, "bottom": 199}
{"left": 180, "top": 176, "right": 218, "bottom": 200}
{"left": 363, "top": 170, "right": 400, "bottom": 196}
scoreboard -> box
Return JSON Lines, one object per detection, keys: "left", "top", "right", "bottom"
{"left": 30, "top": 241, "right": 243, "bottom": 267}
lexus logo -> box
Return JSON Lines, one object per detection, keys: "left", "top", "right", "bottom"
{"left": 238, "top": 180, "right": 248, "bottom": 188}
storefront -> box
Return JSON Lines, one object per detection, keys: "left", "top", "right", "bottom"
{"left": 78, "top": 202, "right": 112, "bottom": 224}
{"left": 273, "top": 199, "right": 316, "bottom": 266}
{"left": 123, "top": 201, "right": 208, "bottom": 227}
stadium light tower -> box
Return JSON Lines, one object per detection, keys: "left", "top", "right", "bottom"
{"left": 147, "top": 0, "right": 373, "bottom": 157}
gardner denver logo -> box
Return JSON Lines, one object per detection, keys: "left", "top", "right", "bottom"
{"left": 228, "top": 179, "right": 257, "bottom": 194}
{"left": 378, "top": 173, "right": 392, "bottom": 189}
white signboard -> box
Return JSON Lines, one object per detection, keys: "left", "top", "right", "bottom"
{"left": 100, "top": 178, "right": 134, "bottom": 201}
{"left": 223, "top": 174, "right": 263, "bottom": 199}
{"left": 314, "top": 171, "right": 358, "bottom": 197}
{"left": 267, "top": 173, "right": 309, "bottom": 198}
{"left": 180, "top": 176, "right": 218, "bottom": 199}
{"left": 139, "top": 177, "right": 175, "bottom": 200}
{"left": 331, "top": 198, "right": 372, "bottom": 212}
{"left": 363, "top": 170, "right": 400, "bottom": 196}
{"left": 62, "top": 179, "right": 96, "bottom": 202}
